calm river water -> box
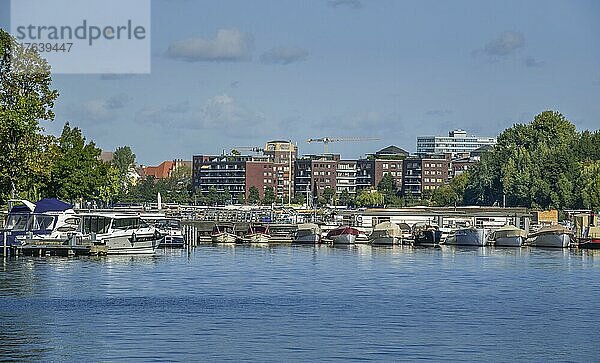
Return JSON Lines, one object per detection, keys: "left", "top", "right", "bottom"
{"left": 1, "top": 245, "right": 599, "bottom": 362}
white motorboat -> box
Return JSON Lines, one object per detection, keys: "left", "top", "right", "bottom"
{"left": 490, "top": 224, "right": 527, "bottom": 247}
{"left": 369, "top": 222, "right": 402, "bottom": 245}
{"left": 80, "top": 213, "right": 161, "bottom": 255}
{"left": 327, "top": 225, "right": 359, "bottom": 245}
{"left": 526, "top": 225, "right": 573, "bottom": 248}
{"left": 294, "top": 223, "right": 321, "bottom": 244}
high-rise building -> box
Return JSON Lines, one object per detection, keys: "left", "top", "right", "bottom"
{"left": 417, "top": 129, "right": 496, "bottom": 155}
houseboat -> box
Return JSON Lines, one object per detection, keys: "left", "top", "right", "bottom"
{"left": 412, "top": 223, "right": 442, "bottom": 246}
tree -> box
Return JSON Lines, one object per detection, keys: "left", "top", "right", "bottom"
{"left": 262, "top": 187, "right": 276, "bottom": 205}
{"left": 291, "top": 192, "right": 306, "bottom": 205}
{"left": 430, "top": 172, "right": 469, "bottom": 206}
{"left": 43, "top": 123, "right": 119, "bottom": 203}
{"left": 206, "top": 187, "right": 220, "bottom": 206}
{"left": 112, "top": 146, "right": 136, "bottom": 195}
{"left": 248, "top": 186, "right": 260, "bottom": 204}
{"left": 356, "top": 188, "right": 384, "bottom": 207}
{"left": 463, "top": 110, "right": 592, "bottom": 210}
{"left": 377, "top": 174, "right": 402, "bottom": 207}
{"left": 338, "top": 189, "right": 353, "bottom": 207}
{"left": 0, "top": 29, "right": 59, "bottom": 200}
{"left": 579, "top": 161, "right": 600, "bottom": 211}
{"left": 321, "top": 187, "right": 335, "bottom": 206}
{"left": 237, "top": 192, "right": 246, "bottom": 205}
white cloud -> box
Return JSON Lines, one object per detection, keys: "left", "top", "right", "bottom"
{"left": 166, "top": 28, "right": 253, "bottom": 62}
{"left": 260, "top": 47, "right": 310, "bottom": 65}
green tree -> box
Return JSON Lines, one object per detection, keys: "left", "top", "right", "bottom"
{"left": 430, "top": 172, "right": 469, "bottom": 206}
{"left": 291, "top": 192, "right": 306, "bottom": 205}
{"left": 579, "top": 161, "right": 600, "bottom": 211}
{"left": 43, "top": 123, "right": 119, "bottom": 203}
{"left": 0, "top": 29, "right": 59, "bottom": 200}
{"left": 112, "top": 146, "right": 136, "bottom": 196}
{"left": 321, "top": 187, "right": 335, "bottom": 205}
{"left": 338, "top": 189, "right": 353, "bottom": 207}
{"left": 237, "top": 192, "right": 246, "bottom": 205}
{"left": 377, "top": 174, "right": 403, "bottom": 207}
{"left": 262, "top": 187, "right": 276, "bottom": 205}
{"left": 356, "top": 188, "right": 384, "bottom": 207}
{"left": 248, "top": 186, "right": 260, "bottom": 204}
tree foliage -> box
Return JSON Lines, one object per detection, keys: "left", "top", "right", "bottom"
{"left": 463, "top": 111, "right": 600, "bottom": 210}
{"left": 0, "top": 29, "right": 59, "bottom": 201}
{"left": 262, "top": 187, "right": 276, "bottom": 205}
{"left": 356, "top": 188, "right": 384, "bottom": 207}
{"left": 112, "top": 146, "right": 136, "bottom": 196}
{"left": 248, "top": 186, "right": 260, "bottom": 204}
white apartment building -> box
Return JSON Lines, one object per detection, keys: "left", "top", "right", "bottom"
{"left": 417, "top": 129, "right": 496, "bottom": 155}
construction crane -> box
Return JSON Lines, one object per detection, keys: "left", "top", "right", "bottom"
{"left": 306, "top": 137, "right": 381, "bottom": 154}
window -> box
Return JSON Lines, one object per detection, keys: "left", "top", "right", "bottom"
{"left": 31, "top": 215, "right": 56, "bottom": 230}
{"left": 112, "top": 218, "right": 145, "bottom": 230}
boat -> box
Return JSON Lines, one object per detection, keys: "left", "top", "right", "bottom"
{"left": 412, "top": 223, "right": 442, "bottom": 246}
{"left": 525, "top": 225, "right": 573, "bottom": 248}
{"left": 444, "top": 227, "right": 489, "bottom": 246}
{"left": 579, "top": 225, "right": 600, "bottom": 249}
{"left": 1, "top": 199, "right": 78, "bottom": 250}
{"left": 79, "top": 213, "right": 162, "bottom": 255}
{"left": 211, "top": 224, "right": 238, "bottom": 244}
{"left": 369, "top": 222, "right": 402, "bottom": 245}
{"left": 490, "top": 224, "right": 527, "bottom": 247}
{"left": 245, "top": 224, "right": 271, "bottom": 243}
{"left": 294, "top": 223, "right": 321, "bottom": 244}
{"left": 150, "top": 218, "right": 184, "bottom": 248}
{"left": 326, "top": 225, "right": 359, "bottom": 245}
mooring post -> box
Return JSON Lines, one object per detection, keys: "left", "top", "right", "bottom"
{"left": 3, "top": 231, "right": 7, "bottom": 258}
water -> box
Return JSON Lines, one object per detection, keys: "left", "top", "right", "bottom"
{"left": 1, "top": 245, "right": 599, "bottom": 362}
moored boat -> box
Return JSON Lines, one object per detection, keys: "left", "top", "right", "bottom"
{"left": 369, "top": 222, "right": 401, "bottom": 245}
{"left": 153, "top": 218, "right": 184, "bottom": 248}
{"left": 412, "top": 223, "right": 442, "bottom": 246}
{"left": 525, "top": 225, "right": 573, "bottom": 248}
{"left": 80, "top": 213, "right": 161, "bottom": 255}
{"left": 245, "top": 224, "right": 271, "bottom": 243}
{"left": 211, "top": 224, "right": 238, "bottom": 244}
{"left": 327, "top": 225, "right": 359, "bottom": 245}
{"left": 294, "top": 223, "right": 321, "bottom": 244}
{"left": 444, "top": 227, "right": 488, "bottom": 246}
{"left": 490, "top": 224, "right": 527, "bottom": 247}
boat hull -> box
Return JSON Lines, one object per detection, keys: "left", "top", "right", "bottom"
{"left": 294, "top": 233, "right": 320, "bottom": 244}
{"left": 445, "top": 228, "right": 487, "bottom": 246}
{"left": 247, "top": 233, "right": 270, "bottom": 244}
{"left": 159, "top": 235, "right": 185, "bottom": 248}
{"left": 104, "top": 236, "right": 159, "bottom": 255}
{"left": 579, "top": 239, "right": 600, "bottom": 249}
{"left": 413, "top": 230, "right": 442, "bottom": 246}
{"left": 494, "top": 236, "right": 524, "bottom": 247}
{"left": 211, "top": 233, "right": 238, "bottom": 244}
{"left": 331, "top": 234, "right": 356, "bottom": 245}
{"left": 370, "top": 236, "right": 399, "bottom": 245}
{"left": 527, "top": 233, "right": 571, "bottom": 248}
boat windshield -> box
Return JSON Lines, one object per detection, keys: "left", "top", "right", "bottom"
{"left": 112, "top": 218, "right": 148, "bottom": 230}
{"left": 31, "top": 214, "right": 56, "bottom": 231}
{"left": 156, "top": 219, "right": 180, "bottom": 229}
{"left": 5, "top": 214, "right": 30, "bottom": 231}
{"left": 81, "top": 216, "right": 111, "bottom": 234}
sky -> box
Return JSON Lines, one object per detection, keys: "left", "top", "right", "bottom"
{"left": 1, "top": 0, "right": 599, "bottom": 165}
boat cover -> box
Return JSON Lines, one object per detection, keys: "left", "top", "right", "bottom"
{"left": 33, "top": 198, "right": 73, "bottom": 213}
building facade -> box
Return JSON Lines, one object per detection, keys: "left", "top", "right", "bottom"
{"left": 417, "top": 129, "right": 496, "bottom": 155}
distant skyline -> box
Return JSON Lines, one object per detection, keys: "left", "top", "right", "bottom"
{"left": 1, "top": 0, "right": 599, "bottom": 164}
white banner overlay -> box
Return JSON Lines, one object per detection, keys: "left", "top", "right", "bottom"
{"left": 10, "top": 0, "right": 150, "bottom": 74}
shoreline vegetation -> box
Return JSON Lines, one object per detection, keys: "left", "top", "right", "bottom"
{"left": 1, "top": 29, "right": 599, "bottom": 212}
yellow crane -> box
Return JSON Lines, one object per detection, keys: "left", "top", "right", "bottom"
{"left": 306, "top": 137, "right": 381, "bottom": 154}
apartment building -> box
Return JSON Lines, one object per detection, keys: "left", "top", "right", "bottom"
{"left": 417, "top": 129, "right": 496, "bottom": 155}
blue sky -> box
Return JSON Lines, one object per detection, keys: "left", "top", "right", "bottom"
{"left": 2, "top": 0, "right": 599, "bottom": 164}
